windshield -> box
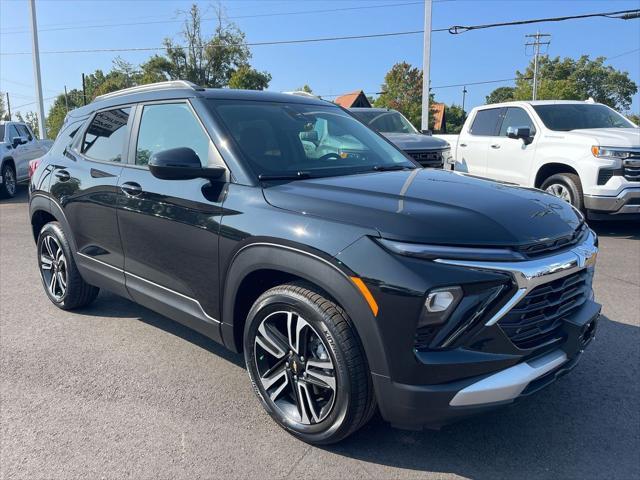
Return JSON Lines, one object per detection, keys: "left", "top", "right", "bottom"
{"left": 350, "top": 110, "right": 418, "bottom": 134}
{"left": 210, "top": 100, "right": 414, "bottom": 178}
{"left": 532, "top": 104, "right": 635, "bottom": 131}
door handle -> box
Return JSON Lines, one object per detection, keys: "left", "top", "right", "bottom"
{"left": 120, "top": 181, "right": 142, "bottom": 196}
{"left": 459, "top": 143, "right": 467, "bottom": 147}
{"left": 490, "top": 144, "right": 501, "bottom": 149}
{"left": 54, "top": 170, "right": 70, "bottom": 181}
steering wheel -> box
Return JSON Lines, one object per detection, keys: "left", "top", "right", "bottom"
{"left": 318, "top": 153, "right": 343, "bottom": 162}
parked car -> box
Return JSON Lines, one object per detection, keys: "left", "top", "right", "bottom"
{"left": 0, "top": 121, "right": 52, "bottom": 198}
{"left": 437, "top": 100, "right": 640, "bottom": 218}
{"left": 350, "top": 107, "right": 452, "bottom": 168}
{"left": 30, "top": 81, "right": 600, "bottom": 444}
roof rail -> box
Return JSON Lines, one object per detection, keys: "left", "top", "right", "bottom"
{"left": 95, "top": 80, "right": 204, "bottom": 102}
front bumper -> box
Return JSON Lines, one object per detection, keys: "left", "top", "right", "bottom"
{"left": 374, "top": 300, "right": 600, "bottom": 430}
{"left": 584, "top": 187, "right": 640, "bottom": 214}
{"left": 368, "top": 229, "right": 600, "bottom": 430}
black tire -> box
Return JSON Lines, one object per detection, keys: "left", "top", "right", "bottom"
{"left": 541, "top": 173, "right": 584, "bottom": 210}
{"left": 37, "top": 222, "right": 99, "bottom": 310}
{"left": 244, "top": 282, "right": 374, "bottom": 445}
{"left": 0, "top": 162, "right": 17, "bottom": 199}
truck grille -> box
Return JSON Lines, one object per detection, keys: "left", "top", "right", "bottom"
{"left": 498, "top": 269, "right": 590, "bottom": 350}
{"left": 623, "top": 154, "right": 640, "bottom": 182}
{"left": 407, "top": 150, "right": 443, "bottom": 168}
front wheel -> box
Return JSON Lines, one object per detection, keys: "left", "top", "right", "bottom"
{"left": 244, "top": 282, "right": 374, "bottom": 444}
{"left": 541, "top": 173, "right": 584, "bottom": 210}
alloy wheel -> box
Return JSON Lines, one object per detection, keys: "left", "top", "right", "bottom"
{"left": 39, "top": 235, "right": 68, "bottom": 301}
{"left": 254, "top": 310, "right": 337, "bottom": 425}
{"left": 545, "top": 183, "right": 572, "bottom": 203}
{"left": 4, "top": 167, "right": 16, "bottom": 196}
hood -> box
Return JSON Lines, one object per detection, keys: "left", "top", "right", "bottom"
{"left": 562, "top": 128, "right": 640, "bottom": 147}
{"left": 381, "top": 132, "right": 449, "bottom": 151}
{"left": 262, "top": 169, "right": 583, "bottom": 247}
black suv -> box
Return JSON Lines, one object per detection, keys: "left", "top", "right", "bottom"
{"left": 29, "top": 81, "right": 600, "bottom": 444}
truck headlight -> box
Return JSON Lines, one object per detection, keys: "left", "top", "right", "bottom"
{"left": 591, "top": 146, "right": 631, "bottom": 159}
{"left": 441, "top": 147, "right": 454, "bottom": 164}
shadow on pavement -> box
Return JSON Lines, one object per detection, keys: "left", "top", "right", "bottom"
{"left": 0, "top": 186, "right": 29, "bottom": 204}
{"left": 589, "top": 219, "right": 640, "bottom": 240}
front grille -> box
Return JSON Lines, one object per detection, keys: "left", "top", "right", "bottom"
{"left": 623, "top": 153, "right": 640, "bottom": 182}
{"left": 499, "top": 269, "right": 590, "bottom": 350}
{"left": 516, "top": 223, "right": 587, "bottom": 258}
{"left": 407, "top": 149, "right": 443, "bottom": 168}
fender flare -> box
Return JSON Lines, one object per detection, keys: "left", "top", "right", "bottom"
{"left": 29, "top": 194, "right": 78, "bottom": 254}
{"left": 220, "top": 242, "right": 390, "bottom": 377}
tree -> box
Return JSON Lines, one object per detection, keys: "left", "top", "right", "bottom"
{"left": 374, "top": 62, "right": 423, "bottom": 129}
{"left": 627, "top": 113, "right": 640, "bottom": 126}
{"left": 443, "top": 104, "right": 466, "bottom": 134}
{"left": 46, "top": 88, "right": 84, "bottom": 139}
{"left": 25, "top": 112, "right": 40, "bottom": 138}
{"left": 296, "top": 85, "right": 313, "bottom": 94}
{"left": 485, "top": 86, "right": 515, "bottom": 105}
{"left": 228, "top": 64, "right": 271, "bottom": 90}
{"left": 512, "top": 55, "right": 637, "bottom": 110}
{"left": 141, "top": 4, "right": 264, "bottom": 89}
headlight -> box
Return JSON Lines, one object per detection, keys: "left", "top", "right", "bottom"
{"left": 441, "top": 147, "right": 454, "bottom": 164}
{"left": 591, "top": 146, "right": 631, "bottom": 159}
{"left": 377, "top": 238, "right": 526, "bottom": 261}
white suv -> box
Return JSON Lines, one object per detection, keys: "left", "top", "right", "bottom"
{"left": 444, "top": 100, "right": 640, "bottom": 218}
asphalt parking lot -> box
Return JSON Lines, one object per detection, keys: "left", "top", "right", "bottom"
{"left": 1, "top": 187, "right": 638, "bottom": 480}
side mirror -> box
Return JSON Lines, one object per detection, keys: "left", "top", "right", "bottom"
{"left": 11, "top": 136, "right": 27, "bottom": 148}
{"left": 148, "top": 147, "right": 226, "bottom": 181}
{"left": 420, "top": 129, "right": 432, "bottom": 135}
{"left": 506, "top": 126, "right": 533, "bottom": 144}
{"left": 299, "top": 130, "right": 319, "bottom": 143}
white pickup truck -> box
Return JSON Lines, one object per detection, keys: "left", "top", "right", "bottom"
{"left": 0, "top": 121, "right": 53, "bottom": 198}
{"left": 438, "top": 100, "right": 640, "bottom": 219}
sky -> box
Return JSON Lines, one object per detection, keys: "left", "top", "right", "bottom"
{"left": 1, "top": 0, "right": 639, "bottom": 123}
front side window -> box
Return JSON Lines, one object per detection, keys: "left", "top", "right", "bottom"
{"left": 351, "top": 110, "right": 417, "bottom": 134}
{"left": 81, "top": 107, "right": 131, "bottom": 162}
{"left": 499, "top": 107, "right": 537, "bottom": 136}
{"left": 209, "top": 100, "right": 413, "bottom": 178}
{"left": 532, "top": 104, "right": 635, "bottom": 131}
{"left": 469, "top": 108, "right": 503, "bottom": 136}
{"left": 7, "top": 125, "right": 20, "bottom": 141}
{"left": 16, "top": 124, "right": 33, "bottom": 141}
{"left": 135, "top": 103, "right": 212, "bottom": 167}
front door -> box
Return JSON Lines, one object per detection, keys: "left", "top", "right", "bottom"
{"left": 485, "top": 107, "right": 538, "bottom": 185}
{"left": 456, "top": 107, "right": 504, "bottom": 176}
{"left": 117, "top": 101, "right": 227, "bottom": 334}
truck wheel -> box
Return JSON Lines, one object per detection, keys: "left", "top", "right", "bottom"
{"left": 541, "top": 173, "right": 584, "bottom": 210}
{"left": 244, "top": 282, "right": 374, "bottom": 445}
{"left": 37, "top": 222, "right": 100, "bottom": 310}
{"left": 0, "top": 163, "right": 17, "bottom": 199}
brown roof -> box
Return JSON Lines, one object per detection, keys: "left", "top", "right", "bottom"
{"left": 431, "top": 103, "right": 446, "bottom": 131}
{"left": 334, "top": 90, "right": 372, "bottom": 108}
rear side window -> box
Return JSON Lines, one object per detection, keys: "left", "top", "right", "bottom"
{"left": 499, "top": 107, "right": 537, "bottom": 136}
{"left": 81, "top": 107, "right": 131, "bottom": 162}
{"left": 50, "top": 119, "right": 85, "bottom": 157}
{"left": 469, "top": 108, "right": 502, "bottom": 136}
{"left": 135, "top": 103, "right": 212, "bottom": 167}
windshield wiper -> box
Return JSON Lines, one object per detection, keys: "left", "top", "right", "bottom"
{"left": 258, "top": 171, "right": 312, "bottom": 181}
{"left": 372, "top": 164, "right": 415, "bottom": 172}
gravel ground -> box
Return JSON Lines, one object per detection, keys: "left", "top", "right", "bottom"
{"left": 1, "top": 187, "right": 639, "bottom": 480}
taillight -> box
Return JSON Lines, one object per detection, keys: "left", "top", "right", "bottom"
{"left": 28, "top": 158, "right": 42, "bottom": 179}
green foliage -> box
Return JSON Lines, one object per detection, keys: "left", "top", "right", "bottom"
{"left": 444, "top": 104, "right": 466, "bottom": 134}
{"left": 297, "top": 85, "right": 313, "bottom": 94}
{"left": 485, "top": 86, "right": 515, "bottom": 105}
{"left": 512, "top": 55, "right": 637, "bottom": 110}
{"left": 374, "top": 62, "right": 424, "bottom": 129}
{"left": 228, "top": 64, "right": 272, "bottom": 90}
{"left": 46, "top": 88, "right": 84, "bottom": 139}
{"left": 627, "top": 113, "right": 640, "bottom": 126}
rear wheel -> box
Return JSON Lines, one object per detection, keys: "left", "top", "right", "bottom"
{"left": 541, "top": 173, "right": 584, "bottom": 210}
{"left": 244, "top": 282, "right": 374, "bottom": 444}
{"left": 0, "top": 163, "right": 17, "bottom": 199}
{"left": 37, "top": 222, "right": 99, "bottom": 310}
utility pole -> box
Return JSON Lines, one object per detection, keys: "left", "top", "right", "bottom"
{"left": 525, "top": 31, "right": 551, "bottom": 101}
{"left": 82, "top": 73, "right": 87, "bottom": 105}
{"left": 28, "top": 0, "right": 46, "bottom": 139}
{"left": 421, "top": 0, "right": 433, "bottom": 132}
{"left": 462, "top": 86, "right": 468, "bottom": 118}
{"left": 64, "top": 85, "right": 69, "bottom": 112}
{"left": 6, "top": 93, "right": 11, "bottom": 120}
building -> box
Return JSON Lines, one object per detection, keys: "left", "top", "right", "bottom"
{"left": 334, "top": 90, "right": 372, "bottom": 108}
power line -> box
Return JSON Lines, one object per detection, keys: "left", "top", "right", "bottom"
{"left": 0, "top": 29, "right": 430, "bottom": 56}
{"left": 449, "top": 8, "right": 639, "bottom": 34}
{"left": 607, "top": 47, "right": 640, "bottom": 60}
{"left": 0, "top": 2, "right": 426, "bottom": 35}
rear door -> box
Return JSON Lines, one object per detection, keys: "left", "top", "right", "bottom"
{"left": 456, "top": 107, "right": 503, "bottom": 175}
{"left": 116, "top": 100, "right": 227, "bottom": 328}
{"left": 50, "top": 106, "right": 133, "bottom": 297}
{"left": 485, "top": 106, "right": 538, "bottom": 185}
